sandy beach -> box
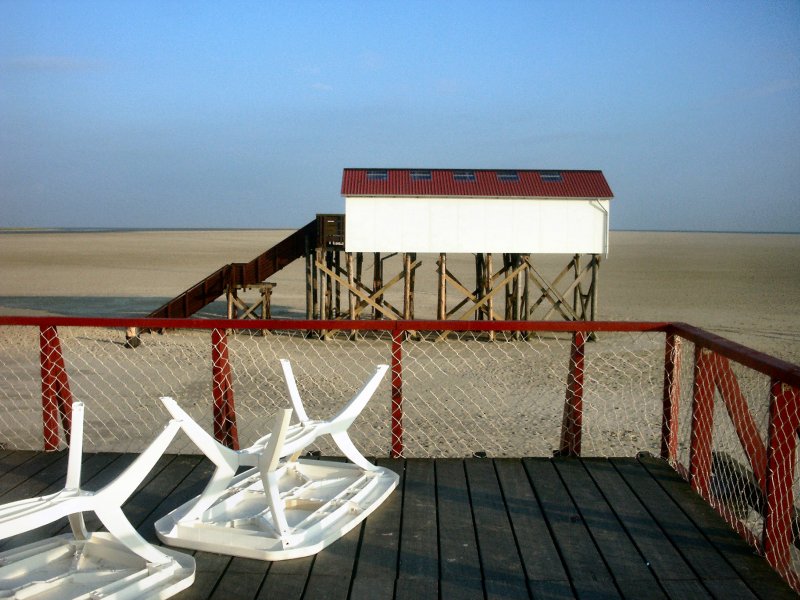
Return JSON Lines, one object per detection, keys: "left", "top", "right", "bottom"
{"left": 0, "top": 229, "right": 797, "bottom": 457}
{"left": 0, "top": 229, "right": 798, "bottom": 364}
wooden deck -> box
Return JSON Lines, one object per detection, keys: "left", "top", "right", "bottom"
{"left": 0, "top": 451, "right": 795, "bottom": 599}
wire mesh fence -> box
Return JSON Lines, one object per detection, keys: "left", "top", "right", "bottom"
{"left": 1, "top": 316, "right": 799, "bottom": 590}
{"left": 1, "top": 322, "right": 666, "bottom": 458}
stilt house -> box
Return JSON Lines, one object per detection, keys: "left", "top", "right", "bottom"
{"left": 338, "top": 168, "right": 614, "bottom": 323}
{"left": 342, "top": 169, "right": 613, "bottom": 254}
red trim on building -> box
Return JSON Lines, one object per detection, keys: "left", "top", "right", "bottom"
{"left": 341, "top": 168, "right": 613, "bottom": 199}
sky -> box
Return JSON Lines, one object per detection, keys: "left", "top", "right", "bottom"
{"left": 1, "top": 1, "right": 798, "bottom": 232}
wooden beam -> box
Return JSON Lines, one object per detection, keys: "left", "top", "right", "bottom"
{"left": 403, "top": 253, "right": 412, "bottom": 319}
{"left": 442, "top": 267, "right": 503, "bottom": 321}
{"left": 305, "top": 238, "right": 313, "bottom": 319}
{"left": 350, "top": 260, "right": 422, "bottom": 319}
{"left": 316, "top": 259, "right": 420, "bottom": 321}
{"left": 450, "top": 260, "right": 529, "bottom": 322}
{"left": 438, "top": 253, "right": 446, "bottom": 320}
{"left": 486, "top": 253, "right": 495, "bottom": 341}
{"left": 525, "top": 260, "right": 581, "bottom": 321}
{"left": 526, "top": 256, "right": 580, "bottom": 318}
{"left": 373, "top": 252, "right": 382, "bottom": 319}
{"left": 591, "top": 254, "right": 600, "bottom": 320}
{"left": 348, "top": 252, "right": 355, "bottom": 322}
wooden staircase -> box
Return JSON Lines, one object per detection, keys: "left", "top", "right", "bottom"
{"left": 148, "top": 220, "right": 317, "bottom": 319}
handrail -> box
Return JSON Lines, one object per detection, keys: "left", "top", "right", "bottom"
{"left": 667, "top": 322, "right": 800, "bottom": 388}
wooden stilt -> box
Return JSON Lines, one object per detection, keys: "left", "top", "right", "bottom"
{"left": 409, "top": 252, "right": 416, "bottom": 319}
{"left": 326, "top": 251, "right": 334, "bottom": 319}
{"left": 521, "top": 254, "right": 530, "bottom": 339}
{"left": 334, "top": 251, "right": 341, "bottom": 317}
{"left": 317, "top": 248, "right": 325, "bottom": 320}
{"left": 591, "top": 254, "right": 600, "bottom": 321}
{"left": 503, "top": 254, "right": 512, "bottom": 319}
{"left": 403, "top": 253, "right": 412, "bottom": 320}
{"left": 305, "top": 245, "right": 313, "bottom": 320}
{"left": 475, "top": 254, "right": 483, "bottom": 321}
{"left": 437, "top": 253, "right": 447, "bottom": 321}
{"left": 513, "top": 254, "right": 521, "bottom": 339}
{"left": 486, "top": 253, "right": 495, "bottom": 341}
{"left": 347, "top": 253, "right": 355, "bottom": 322}
{"left": 572, "top": 254, "right": 580, "bottom": 317}
{"left": 312, "top": 248, "right": 320, "bottom": 320}
{"left": 373, "top": 253, "right": 382, "bottom": 319}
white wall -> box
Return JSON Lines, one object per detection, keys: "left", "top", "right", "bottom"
{"left": 345, "top": 196, "right": 610, "bottom": 254}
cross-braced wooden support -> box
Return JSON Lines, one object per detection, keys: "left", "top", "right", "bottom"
{"left": 226, "top": 282, "right": 275, "bottom": 321}
{"left": 301, "top": 247, "right": 600, "bottom": 329}
{"left": 436, "top": 252, "right": 601, "bottom": 324}
{"left": 310, "top": 250, "right": 420, "bottom": 322}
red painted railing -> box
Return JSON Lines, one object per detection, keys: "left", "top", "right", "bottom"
{"left": 1, "top": 315, "right": 800, "bottom": 589}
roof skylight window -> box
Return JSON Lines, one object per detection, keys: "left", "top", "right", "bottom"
{"left": 453, "top": 170, "right": 476, "bottom": 182}
{"left": 410, "top": 170, "right": 432, "bottom": 181}
{"left": 540, "top": 171, "right": 563, "bottom": 182}
{"left": 366, "top": 169, "right": 388, "bottom": 181}
{"left": 497, "top": 170, "right": 519, "bottom": 182}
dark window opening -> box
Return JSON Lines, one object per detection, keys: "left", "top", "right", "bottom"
{"left": 410, "top": 170, "right": 432, "bottom": 181}
{"left": 540, "top": 171, "right": 563, "bottom": 182}
{"left": 366, "top": 169, "right": 388, "bottom": 181}
{"left": 497, "top": 170, "right": 519, "bottom": 182}
{"left": 453, "top": 170, "right": 476, "bottom": 182}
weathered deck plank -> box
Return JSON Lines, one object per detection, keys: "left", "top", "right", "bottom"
{"left": 638, "top": 455, "right": 797, "bottom": 600}
{"left": 525, "top": 457, "right": 622, "bottom": 598}
{"left": 436, "top": 458, "right": 482, "bottom": 599}
{"left": 554, "top": 458, "right": 667, "bottom": 599}
{"left": 466, "top": 458, "right": 529, "bottom": 599}
{"left": 350, "top": 458, "right": 404, "bottom": 600}
{"left": 494, "top": 458, "right": 572, "bottom": 599}
{"left": 396, "top": 458, "right": 438, "bottom": 599}
{"left": 0, "top": 455, "right": 795, "bottom": 600}
{"left": 583, "top": 458, "right": 699, "bottom": 587}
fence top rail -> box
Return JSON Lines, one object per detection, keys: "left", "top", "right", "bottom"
{"left": 2, "top": 315, "right": 797, "bottom": 387}
{"left": 667, "top": 322, "right": 800, "bottom": 388}
{"left": 0, "top": 316, "right": 668, "bottom": 333}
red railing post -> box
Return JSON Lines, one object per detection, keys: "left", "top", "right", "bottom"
{"left": 39, "top": 325, "right": 73, "bottom": 451}
{"left": 689, "top": 347, "right": 715, "bottom": 500}
{"left": 211, "top": 328, "right": 239, "bottom": 450}
{"left": 390, "top": 330, "right": 404, "bottom": 458}
{"left": 763, "top": 381, "right": 800, "bottom": 573}
{"left": 559, "top": 330, "right": 586, "bottom": 457}
{"left": 661, "top": 332, "right": 682, "bottom": 461}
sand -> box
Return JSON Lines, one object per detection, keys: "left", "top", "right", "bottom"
{"left": 1, "top": 229, "right": 798, "bottom": 364}
{"left": 0, "top": 229, "right": 797, "bottom": 457}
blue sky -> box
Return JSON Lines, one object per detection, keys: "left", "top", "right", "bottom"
{"left": 1, "top": 1, "right": 798, "bottom": 231}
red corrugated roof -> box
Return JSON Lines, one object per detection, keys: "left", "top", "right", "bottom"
{"left": 341, "top": 169, "right": 613, "bottom": 199}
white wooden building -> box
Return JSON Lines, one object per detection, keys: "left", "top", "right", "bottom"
{"left": 341, "top": 169, "right": 613, "bottom": 255}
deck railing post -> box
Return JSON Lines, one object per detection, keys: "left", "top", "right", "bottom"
{"left": 39, "top": 325, "right": 73, "bottom": 451}
{"left": 763, "top": 380, "right": 800, "bottom": 573}
{"left": 211, "top": 328, "right": 239, "bottom": 450}
{"left": 558, "top": 330, "right": 586, "bottom": 457}
{"left": 661, "top": 332, "right": 682, "bottom": 462}
{"left": 689, "top": 347, "right": 715, "bottom": 500}
{"left": 390, "top": 329, "right": 404, "bottom": 458}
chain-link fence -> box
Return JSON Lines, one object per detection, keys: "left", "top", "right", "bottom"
{"left": 1, "top": 320, "right": 667, "bottom": 458}
{"left": 1, "top": 316, "right": 799, "bottom": 590}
